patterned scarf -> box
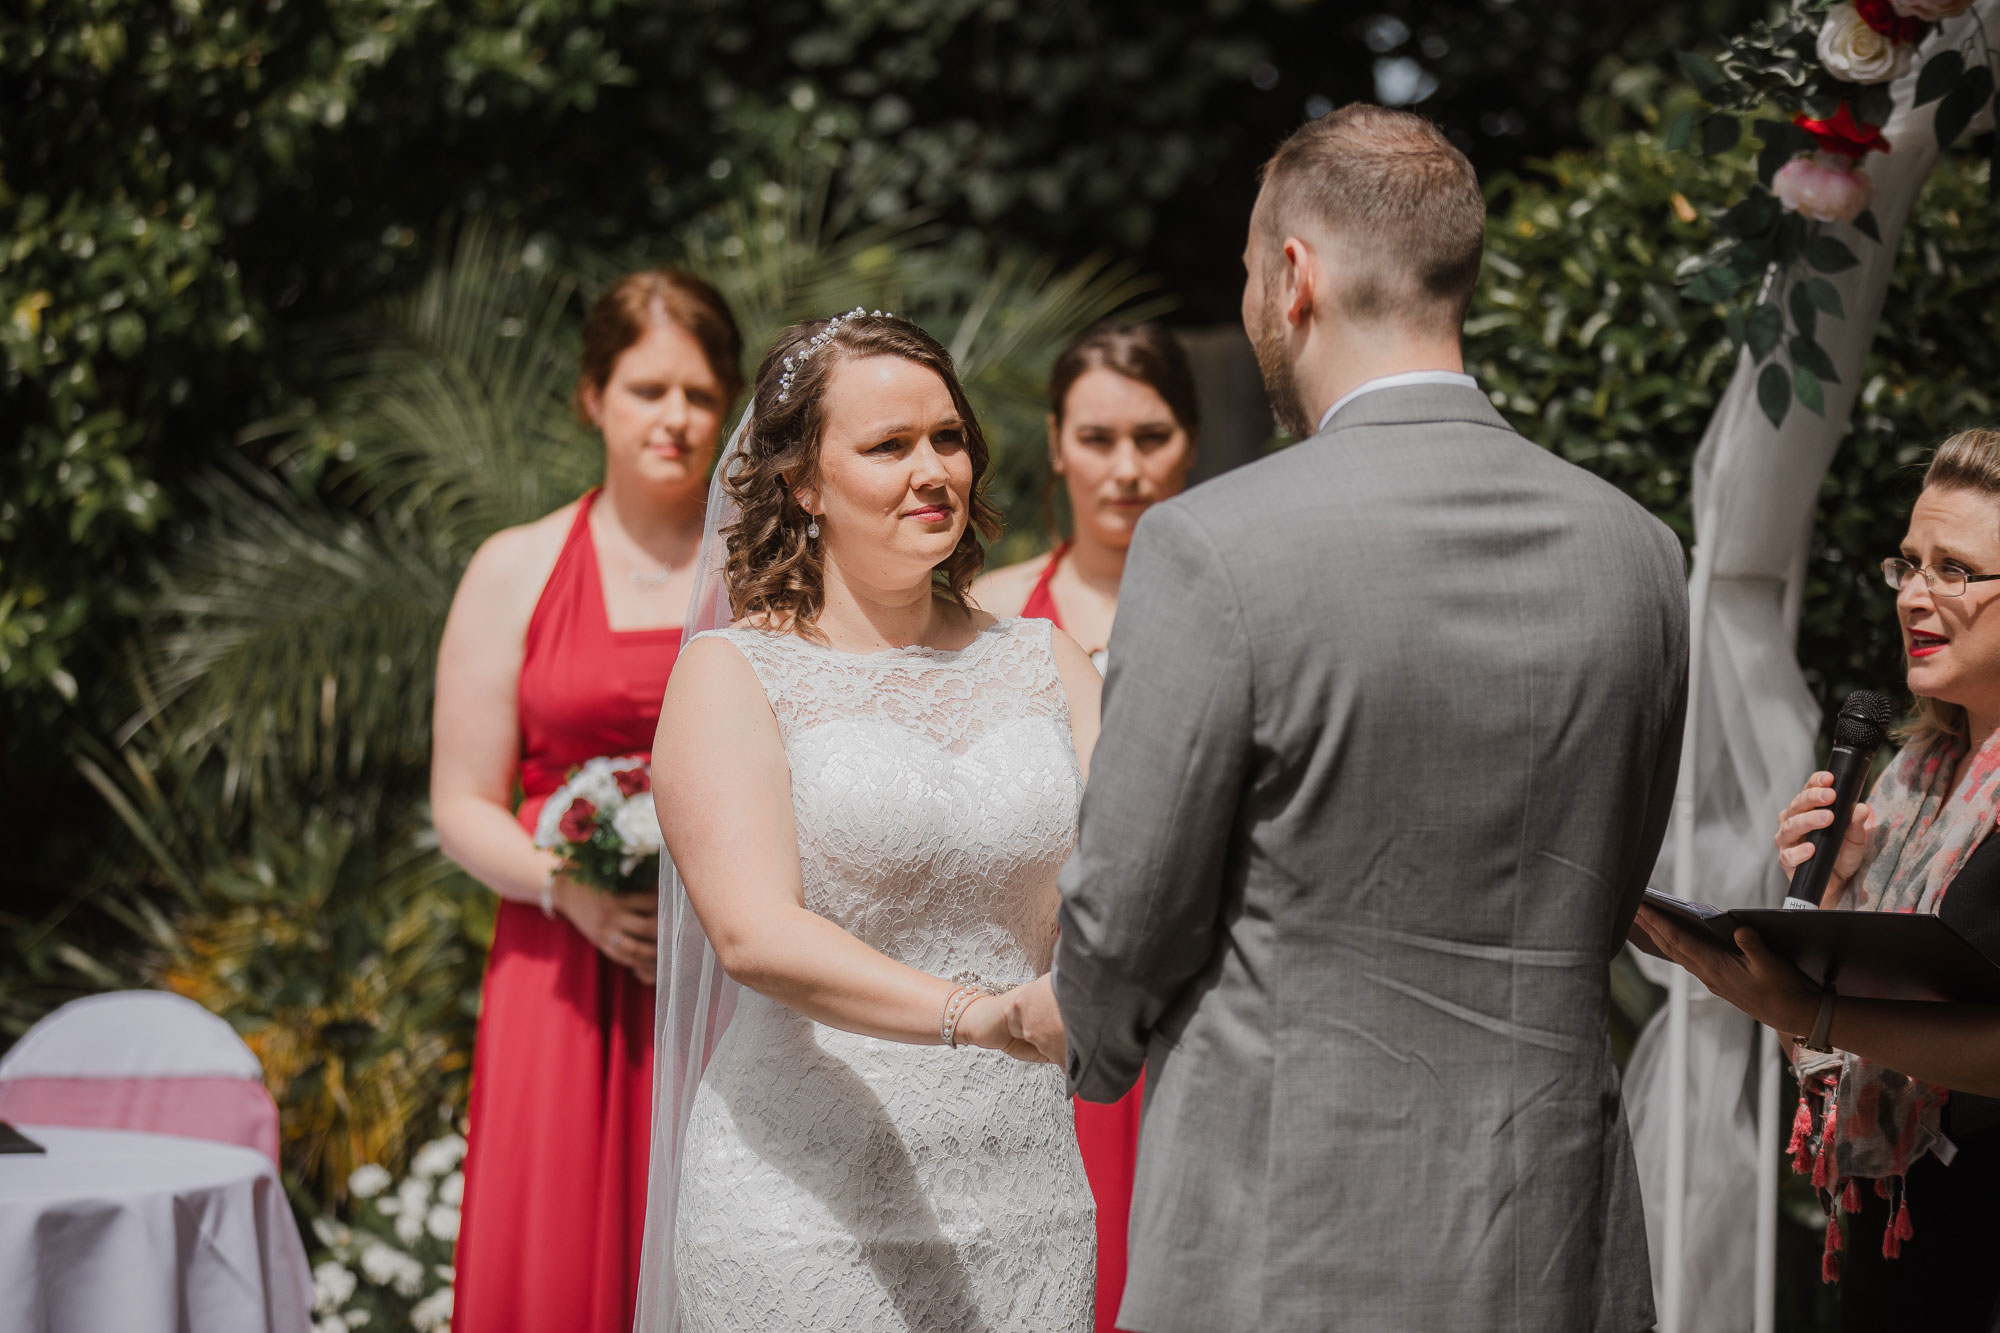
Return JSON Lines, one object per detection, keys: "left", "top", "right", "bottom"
{"left": 1789, "top": 725, "right": 2000, "bottom": 1280}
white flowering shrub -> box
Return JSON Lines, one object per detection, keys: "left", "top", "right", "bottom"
{"left": 310, "top": 1132, "right": 466, "bottom": 1332}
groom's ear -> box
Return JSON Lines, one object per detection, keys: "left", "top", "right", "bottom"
{"left": 1277, "top": 235, "right": 1318, "bottom": 330}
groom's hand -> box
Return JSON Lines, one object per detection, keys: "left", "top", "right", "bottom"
{"left": 1002, "top": 974, "right": 1067, "bottom": 1066}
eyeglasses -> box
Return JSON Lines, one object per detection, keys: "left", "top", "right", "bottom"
{"left": 1881, "top": 557, "right": 2000, "bottom": 598}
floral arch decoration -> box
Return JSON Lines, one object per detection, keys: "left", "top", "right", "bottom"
{"left": 1672, "top": 0, "right": 1994, "bottom": 425}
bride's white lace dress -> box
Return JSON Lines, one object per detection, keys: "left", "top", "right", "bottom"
{"left": 671, "top": 616, "right": 1097, "bottom": 1332}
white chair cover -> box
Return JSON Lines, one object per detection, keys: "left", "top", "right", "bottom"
{"left": 0, "top": 990, "right": 264, "bottom": 1080}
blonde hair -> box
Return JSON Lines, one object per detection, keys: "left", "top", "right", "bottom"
{"left": 1904, "top": 428, "right": 2000, "bottom": 749}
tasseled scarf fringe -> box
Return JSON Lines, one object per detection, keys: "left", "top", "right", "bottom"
{"left": 1790, "top": 1083, "right": 1916, "bottom": 1282}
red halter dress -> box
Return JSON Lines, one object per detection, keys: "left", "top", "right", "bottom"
{"left": 453, "top": 490, "right": 679, "bottom": 1333}
{"left": 1021, "top": 541, "right": 1145, "bottom": 1333}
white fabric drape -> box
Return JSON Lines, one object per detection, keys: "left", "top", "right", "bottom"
{"left": 633, "top": 414, "right": 751, "bottom": 1333}
{"left": 1628, "top": 12, "right": 1999, "bottom": 1328}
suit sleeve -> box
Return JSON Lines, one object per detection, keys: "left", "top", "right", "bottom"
{"left": 1620, "top": 528, "right": 1690, "bottom": 951}
{"left": 1054, "top": 502, "right": 1254, "bottom": 1102}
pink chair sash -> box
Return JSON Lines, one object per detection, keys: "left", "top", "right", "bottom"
{"left": 0, "top": 1075, "right": 281, "bottom": 1167}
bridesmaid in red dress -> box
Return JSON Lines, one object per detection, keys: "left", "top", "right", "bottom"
{"left": 972, "top": 321, "right": 1198, "bottom": 1333}
{"left": 430, "top": 270, "right": 741, "bottom": 1333}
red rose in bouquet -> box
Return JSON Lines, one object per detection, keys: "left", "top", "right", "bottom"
{"left": 614, "top": 764, "right": 651, "bottom": 797}
{"left": 557, "top": 797, "right": 598, "bottom": 843}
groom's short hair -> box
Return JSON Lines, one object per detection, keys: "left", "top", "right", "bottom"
{"left": 1257, "top": 104, "right": 1484, "bottom": 337}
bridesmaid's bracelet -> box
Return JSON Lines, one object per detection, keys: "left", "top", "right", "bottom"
{"left": 540, "top": 866, "right": 559, "bottom": 920}
{"left": 940, "top": 984, "right": 989, "bottom": 1049}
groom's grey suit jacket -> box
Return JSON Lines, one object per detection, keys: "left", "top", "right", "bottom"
{"left": 1054, "top": 382, "right": 1686, "bottom": 1333}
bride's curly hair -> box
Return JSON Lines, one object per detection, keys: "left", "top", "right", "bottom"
{"left": 723, "top": 313, "right": 1002, "bottom": 633}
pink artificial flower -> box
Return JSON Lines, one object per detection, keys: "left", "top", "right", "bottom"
{"left": 1774, "top": 153, "right": 1876, "bottom": 223}
{"left": 557, "top": 797, "right": 598, "bottom": 843}
{"left": 613, "top": 764, "right": 651, "bottom": 797}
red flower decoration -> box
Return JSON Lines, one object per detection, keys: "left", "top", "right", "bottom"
{"left": 613, "top": 764, "right": 651, "bottom": 797}
{"left": 1851, "top": 0, "right": 1924, "bottom": 43}
{"left": 557, "top": 797, "right": 598, "bottom": 843}
{"left": 1794, "top": 102, "right": 1892, "bottom": 158}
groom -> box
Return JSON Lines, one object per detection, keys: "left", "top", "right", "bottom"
{"left": 1023, "top": 105, "right": 1688, "bottom": 1331}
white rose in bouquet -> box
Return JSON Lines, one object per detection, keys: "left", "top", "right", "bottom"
{"left": 1818, "top": 2, "right": 1912, "bottom": 83}
{"left": 612, "top": 796, "right": 665, "bottom": 858}
{"left": 563, "top": 760, "right": 625, "bottom": 812}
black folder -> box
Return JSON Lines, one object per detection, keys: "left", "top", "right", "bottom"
{"left": 0, "top": 1122, "right": 44, "bottom": 1155}
{"left": 1642, "top": 888, "right": 2000, "bottom": 1003}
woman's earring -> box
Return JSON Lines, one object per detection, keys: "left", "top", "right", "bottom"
{"left": 807, "top": 520, "right": 820, "bottom": 539}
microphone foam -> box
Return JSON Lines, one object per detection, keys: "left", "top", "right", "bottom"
{"left": 1833, "top": 689, "right": 1895, "bottom": 749}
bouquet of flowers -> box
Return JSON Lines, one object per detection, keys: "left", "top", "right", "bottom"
{"left": 532, "top": 754, "right": 664, "bottom": 892}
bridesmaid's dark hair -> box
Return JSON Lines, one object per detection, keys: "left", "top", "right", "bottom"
{"left": 723, "top": 314, "right": 1002, "bottom": 636}
{"left": 1043, "top": 321, "right": 1200, "bottom": 538}
{"left": 575, "top": 269, "right": 744, "bottom": 420}
{"left": 1048, "top": 321, "right": 1200, "bottom": 435}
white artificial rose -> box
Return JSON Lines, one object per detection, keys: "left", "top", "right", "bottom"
{"left": 611, "top": 796, "right": 664, "bottom": 854}
{"left": 347, "top": 1164, "right": 392, "bottom": 1200}
{"left": 438, "top": 1171, "right": 464, "bottom": 1206}
{"left": 342, "top": 1312, "right": 371, "bottom": 1329}
{"left": 312, "top": 1261, "right": 358, "bottom": 1315}
{"left": 1892, "top": 0, "right": 1972, "bottom": 18}
{"left": 410, "top": 1288, "right": 455, "bottom": 1333}
{"left": 426, "top": 1203, "right": 461, "bottom": 1243}
{"left": 1818, "top": 3, "right": 1913, "bottom": 83}
{"left": 313, "top": 1318, "right": 348, "bottom": 1333}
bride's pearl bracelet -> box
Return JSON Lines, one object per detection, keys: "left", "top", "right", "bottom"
{"left": 939, "top": 984, "right": 990, "bottom": 1049}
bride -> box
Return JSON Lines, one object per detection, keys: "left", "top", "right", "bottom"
{"left": 638, "top": 309, "right": 1102, "bottom": 1331}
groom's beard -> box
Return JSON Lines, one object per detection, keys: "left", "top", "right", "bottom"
{"left": 1249, "top": 300, "right": 1315, "bottom": 441}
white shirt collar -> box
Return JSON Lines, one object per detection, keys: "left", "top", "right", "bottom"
{"left": 1315, "top": 370, "right": 1479, "bottom": 435}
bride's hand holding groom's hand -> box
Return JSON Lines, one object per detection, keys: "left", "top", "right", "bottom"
{"left": 954, "top": 994, "right": 1049, "bottom": 1063}
{"left": 997, "top": 975, "right": 1066, "bottom": 1066}
{"left": 946, "top": 977, "right": 1065, "bottom": 1064}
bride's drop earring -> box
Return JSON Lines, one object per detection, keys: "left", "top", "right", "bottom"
{"left": 807, "top": 520, "right": 820, "bottom": 539}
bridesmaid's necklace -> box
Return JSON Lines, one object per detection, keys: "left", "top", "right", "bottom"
{"left": 627, "top": 565, "right": 674, "bottom": 591}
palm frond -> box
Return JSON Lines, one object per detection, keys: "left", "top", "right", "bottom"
{"left": 327, "top": 223, "right": 602, "bottom": 551}
{"left": 138, "top": 466, "right": 453, "bottom": 799}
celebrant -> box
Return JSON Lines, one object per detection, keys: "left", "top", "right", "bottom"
{"left": 1637, "top": 429, "right": 2000, "bottom": 1327}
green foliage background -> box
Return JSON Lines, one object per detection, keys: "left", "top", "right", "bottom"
{"left": 9, "top": 15, "right": 2000, "bottom": 1321}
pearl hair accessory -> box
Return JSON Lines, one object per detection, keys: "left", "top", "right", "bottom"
{"left": 776, "top": 307, "right": 892, "bottom": 403}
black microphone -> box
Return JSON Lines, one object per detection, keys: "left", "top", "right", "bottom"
{"left": 1786, "top": 689, "right": 1895, "bottom": 909}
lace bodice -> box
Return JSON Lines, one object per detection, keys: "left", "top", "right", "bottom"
{"left": 668, "top": 616, "right": 1096, "bottom": 1332}
{"left": 694, "top": 616, "right": 1082, "bottom": 987}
